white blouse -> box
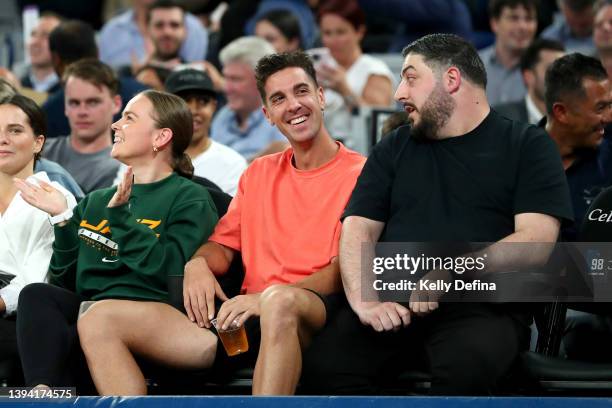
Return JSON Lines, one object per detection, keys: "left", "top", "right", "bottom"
{"left": 0, "top": 172, "right": 77, "bottom": 315}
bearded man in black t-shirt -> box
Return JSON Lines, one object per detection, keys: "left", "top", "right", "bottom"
{"left": 302, "top": 33, "right": 573, "bottom": 395}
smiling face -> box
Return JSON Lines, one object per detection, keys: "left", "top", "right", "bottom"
{"left": 394, "top": 53, "right": 456, "bottom": 141}
{"left": 148, "top": 7, "right": 186, "bottom": 60}
{"left": 178, "top": 91, "right": 217, "bottom": 145}
{"left": 28, "top": 15, "right": 61, "bottom": 69}
{"left": 491, "top": 5, "right": 537, "bottom": 54}
{"left": 262, "top": 67, "right": 325, "bottom": 145}
{"left": 565, "top": 77, "right": 612, "bottom": 148}
{"left": 0, "top": 104, "right": 44, "bottom": 177}
{"left": 110, "top": 94, "right": 158, "bottom": 164}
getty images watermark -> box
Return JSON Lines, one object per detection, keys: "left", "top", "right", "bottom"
{"left": 361, "top": 242, "right": 612, "bottom": 303}
{"left": 372, "top": 253, "right": 494, "bottom": 292}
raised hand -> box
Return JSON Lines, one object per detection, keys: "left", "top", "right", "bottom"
{"left": 14, "top": 178, "right": 68, "bottom": 216}
{"left": 108, "top": 166, "right": 133, "bottom": 208}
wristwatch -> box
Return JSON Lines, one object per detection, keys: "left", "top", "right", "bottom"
{"left": 48, "top": 208, "right": 73, "bottom": 226}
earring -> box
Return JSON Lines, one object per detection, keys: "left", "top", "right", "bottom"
{"left": 153, "top": 146, "right": 159, "bottom": 152}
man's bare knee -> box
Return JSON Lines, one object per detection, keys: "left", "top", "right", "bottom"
{"left": 260, "top": 286, "right": 308, "bottom": 331}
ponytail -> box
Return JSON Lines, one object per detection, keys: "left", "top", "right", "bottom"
{"left": 174, "top": 152, "right": 194, "bottom": 179}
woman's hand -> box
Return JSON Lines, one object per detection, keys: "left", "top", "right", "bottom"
{"left": 316, "top": 63, "right": 350, "bottom": 95}
{"left": 14, "top": 178, "right": 68, "bottom": 216}
{"left": 108, "top": 166, "right": 133, "bottom": 208}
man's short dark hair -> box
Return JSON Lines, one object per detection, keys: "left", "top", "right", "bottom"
{"left": 544, "top": 53, "right": 608, "bottom": 114}
{"left": 146, "top": 0, "right": 185, "bottom": 24}
{"left": 48, "top": 20, "right": 97, "bottom": 65}
{"left": 520, "top": 38, "right": 565, "bottom": 72}
{"left": 63, "top": 58, "right": 120, "bottom": 96}
{"left": 255, "top": 51, "right": 318, "bottom": 102}
{"left": 401, "top": 33, "right": 487, "bottom": 89}
{"left": 488, "top": 0, "right": 538, "bottom": 19}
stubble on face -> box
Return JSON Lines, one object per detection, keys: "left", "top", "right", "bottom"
{"left": 410, "top": 82, "right": 456, "bottom": 142}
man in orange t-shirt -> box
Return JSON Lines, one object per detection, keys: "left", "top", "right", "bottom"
{"left": 183, "top": 50, "right": 365, "bottom": 395}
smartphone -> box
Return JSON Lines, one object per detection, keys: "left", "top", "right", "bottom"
{"left": 306, "top": 47, "right": 338, "bottom": 69}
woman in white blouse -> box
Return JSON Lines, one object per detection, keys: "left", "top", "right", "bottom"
{"left": 313, "top": 0, "right": 395, "bottom": 147}
{"left": 0, "top": 94, "right": 75, "bottom": 359}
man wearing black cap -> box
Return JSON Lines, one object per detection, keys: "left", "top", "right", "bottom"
{"left": 165, "top": 68, "right": 247, "bottom": 195}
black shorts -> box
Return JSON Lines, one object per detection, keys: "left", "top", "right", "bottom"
{"left": 210, "top": 289, "right": 345, "bottom": 379}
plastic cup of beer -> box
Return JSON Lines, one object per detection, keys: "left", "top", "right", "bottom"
{"left": 211, "top": 318, "right": 249, "bottom": 357}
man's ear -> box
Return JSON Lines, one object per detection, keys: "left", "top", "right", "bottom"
{"left": 490, "top": 17, "right": 499, "bottom": 35}
{"left": 444, "top": 66, "right": 461, "bottom": 94}
{"left": 552, "top": 102, "right": 569, "bottom": 124}
{"left": 112, "top": 94, "right": 122, "bottom": 115}
{"left": 262, "top": 104, "right": 274, "bottom": 126}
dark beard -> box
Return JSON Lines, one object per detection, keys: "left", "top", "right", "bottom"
{"left": 410, "top": 84, "right": 456, "bottom": 142}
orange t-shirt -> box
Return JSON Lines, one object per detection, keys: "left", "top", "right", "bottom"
{"left": 210, "top": 142, "right": 365, "bottom": 294}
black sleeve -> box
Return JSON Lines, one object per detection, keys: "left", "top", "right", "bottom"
{"left": 342, "top": 128, "right": 400, "bottom": 222}
{"left": 513, "top": 126, "right": 573, "bottom": 223}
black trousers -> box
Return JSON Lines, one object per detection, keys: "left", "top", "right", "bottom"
{"left": 302, "top": 299, "right": 530, "bottom": 395}
{"left": 16, "top": 283, "right": 92, "bottom": 390}
{"left": 0, "top": 316, "right": 17, "bottom": 362}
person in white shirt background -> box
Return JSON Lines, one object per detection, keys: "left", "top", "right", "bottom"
{"left": 0, "top": 94, "right": 76, "bottom": 363}
{"left": 165, "top": 68, "right": 247, "bottom": 196}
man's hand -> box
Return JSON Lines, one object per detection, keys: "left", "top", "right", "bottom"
{"left": 352, "top": 301, "right": 410, "bottom": 332}
{"left": 216, "top": 293, "right": 261, "bottom": 330}
{"left": 183, "top": 256, "right": 228, "bottom": 328}
{"left": 409, "top": 268, "right": 452, "bottom": 317}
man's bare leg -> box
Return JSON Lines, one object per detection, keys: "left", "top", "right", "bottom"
{"left": 253, "top": 286, "right": 326, "bottom": 395}
{"left": 78, "top": 300, "right": 218, "bottom": 395}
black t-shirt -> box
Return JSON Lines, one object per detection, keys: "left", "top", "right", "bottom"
{"left": 343, "top": 110, "right": 573, "bottom": 242}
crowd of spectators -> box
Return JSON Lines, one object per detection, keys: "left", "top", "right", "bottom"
{"left": 1, "top": 0, "right": 612, "bottom": 397}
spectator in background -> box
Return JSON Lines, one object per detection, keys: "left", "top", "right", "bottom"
{"left": 315, "top": 0, "right": 394, "bottom": 148}
{"left": 43, "top": 59, "right": 122, "bottom": 194}
{"left": 211, "top": 36, "right": 286, "bottom": 160}
{"left": 479, "top": 0, "right": 538, "bottom": 106}
{"left": 543, "top": 53, "right": 612, "bottom": 240}
{"left": 495, "top": 39, "right": 566, "bottom": 124}
{"left": 129, "top": 1, "right": 190, "bottom": 89}
{"left": 165, "top": 68, "right": 247, "bottom": 196}
{"left": 0, "top": 94, "right": 76, "bottom": 366}
{"left": 20, "top": 12, "right": 62, "bottom": 93}
{"left": 542, "top": 0, "right": 597, "bottom": 55}
{"left": 594, "top": 0, "right": 612, "bottom": 77}
{"left": 245, "top": 0, "right": 317, "bottom": 50}
{"left": 99, "top": 0, "right": 208, "bottom": 71}
{"left": 255, "top": 9, "right": 303, "bottom": 53}
{"left": 0, "top": 70, "right": 84, "bottom": 199}
{"left": 42, "top": 20, "right": 147, "bottom": 139}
